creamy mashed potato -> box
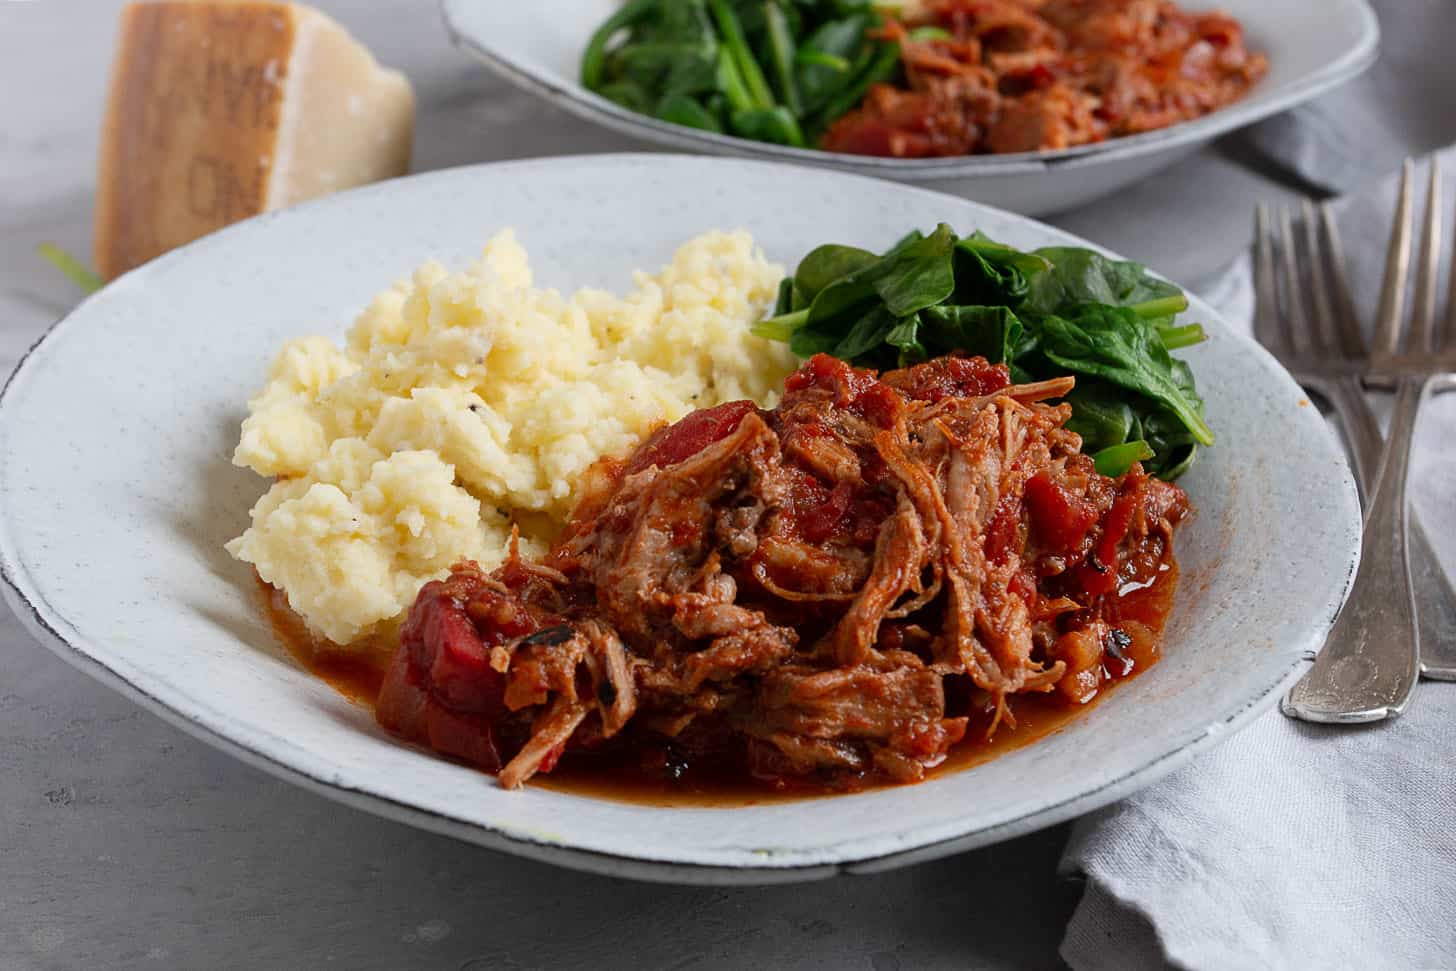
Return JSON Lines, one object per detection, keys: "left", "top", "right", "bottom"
{"left": 227, "top": 230, "right": 797, "bottom": 647}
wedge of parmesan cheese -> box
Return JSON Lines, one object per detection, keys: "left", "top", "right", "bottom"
{"left": 94, "top": 1, "right": 415, "bottom": 280}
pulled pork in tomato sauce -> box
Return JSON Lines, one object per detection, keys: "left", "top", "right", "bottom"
{"left": 821, "top": 0, "right": 1267, "bottom": 158}
{"left": 376, "top": 354, "right": 1188, "bottom": 791}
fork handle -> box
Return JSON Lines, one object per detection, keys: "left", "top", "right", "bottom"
{"left": 1283, "top": 377, "right": 1426, "bottom": 723}
{"left": 1323, "top": 376, "right": 1456, "bottom": 680}
{"left": 1322, "top": 377, "right": 1380, "bottom": 494}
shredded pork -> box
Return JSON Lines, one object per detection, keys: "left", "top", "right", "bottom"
{"left": 822, "top": 0, "right": 1267, "bottom": 158}
{"left": 376, "top": 354, "right": 1188, "bottom": 790}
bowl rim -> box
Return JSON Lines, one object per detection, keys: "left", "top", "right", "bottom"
{"left": 0, "top": 153, "right": 1361, "bottom": 885}
{"left": 438, "top": 0, "right": 1380, "bottom": 180}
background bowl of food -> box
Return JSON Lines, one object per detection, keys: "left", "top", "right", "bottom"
{"left": 441, "top": 0, "right": 1378, "bottom": 215}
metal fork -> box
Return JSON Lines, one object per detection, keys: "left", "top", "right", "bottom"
{"left": 1254, "top": 158, "right": 1456, "bottom": 722}
{"left": 1255, "top": 166, "right": 1456, "bottom": 692}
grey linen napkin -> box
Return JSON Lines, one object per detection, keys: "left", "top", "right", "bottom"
{"left": 1241, "top": 0, "right": 1456, "bottom": 195}
{"left": 1058, "top": 149, "right": 1456, "bottom": 971}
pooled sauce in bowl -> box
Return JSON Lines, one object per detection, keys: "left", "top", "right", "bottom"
{"left": 261, "top": 354, "right": 1184, "bottom": 805}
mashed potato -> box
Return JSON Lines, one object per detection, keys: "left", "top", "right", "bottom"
{"left": 227, "top": 230, "right": 798, "bottom": 646}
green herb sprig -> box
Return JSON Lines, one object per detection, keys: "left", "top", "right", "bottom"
{"left": 38, "top": 243, "right": 103, "bottom": 294}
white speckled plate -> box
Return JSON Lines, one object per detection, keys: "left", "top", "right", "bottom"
{"left": 0, "top": 155, "right": 1358, "bottom": 884}
{"left": 440, "top": 0, "right": 1379, "bottom": 215}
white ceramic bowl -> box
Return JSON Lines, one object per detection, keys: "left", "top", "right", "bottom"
{"left": 441, "top": 0, "right": 1379, "bottom": 215}
{"left": 0, "top": 155, "right": 1359, "bottom": 884}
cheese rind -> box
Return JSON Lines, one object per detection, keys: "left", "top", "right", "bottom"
{"left": 94, "top": 2, "right": 415, "bottom": 280}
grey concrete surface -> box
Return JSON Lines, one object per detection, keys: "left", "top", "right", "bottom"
{"left": 0, "top": 3, "right": 1310, "bottom": 968}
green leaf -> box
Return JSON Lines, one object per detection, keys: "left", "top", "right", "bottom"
{"left": 789, "top": 320, "right": 850, "bottom": 357}
{"left": 918, "top": 305, "right": 1023, "bottom": 365}
{"left": 795, "top": 48, "right": 851, "bottom": 71}
{"left": 791, "top": 243, "right": 878, "bottom": 309}
{"left": 795, "top": 16, "right": 867, "bottom": 111}
{"left": 872, "top": 223, "right": 958, "bottom": 317}
{"left": 794, "top": 227, "right": 925, "bottom": 329}
{"left": 656, "top": 92, "right": 724, "bottom": 131}
{"left": 729, "top": 106, "right": 806, "bottom": 146}
{"left": 1062, "top": 379, "right": 1136, "bottom": 453}
{"left": 807, "top": 37, "right": 900, "bottom": 131}
{"left": 581, "top": 0, "right": 661, "bottom": 89}
{"left": 885, "top": 314, "right": 927, "bottom": 366}
{"left": 953, "top": 246, "right": 1030, "bottom": 307}
{"left": 1038, "top": 306, "right": 1214, "bottom": 447}
{"left": 1025, "top": 247, "right": 1184, "bottom": 317}
{"left": 772, "top": 277, "right": 794, "bottom": 316}
{"left": 958, "top": 231, "right": 1053, "bottom": 277}
{"left": 610, "top": 42, "right": 717, "bottom": 93}
{"left": 1135, "top": 398, "right": 1200, "bottom": 480}
{"left": 1093, "top": 441, "right": 1155, "bottom": 478}
{"left": 597, "top": 79, "right": 653, "bottom": 113}
{"left": 715, "top": 47, "right": 757, "bottom": 113}
{"left": 709, "top": 0, "right": 777, "bottom": 110}
{"left": 762, "top": 1, "right": 804, "bottom": 115}
{"left": 831, "top": 304, "right": 898, "bottom": 360}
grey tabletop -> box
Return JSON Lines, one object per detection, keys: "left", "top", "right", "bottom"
{"left": 1, "top": 3, "right": 1311, "bottom": 969}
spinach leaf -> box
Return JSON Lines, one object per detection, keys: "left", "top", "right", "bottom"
{"left": 789, "top": 320, "right": 851, "bottom": 357}
{"left": 795, "top": 15, "right": 868, "bottom": 112}
{"left": 831, "top": 304, "right": 899, "bottom": 360}
{"left": 772, "top": 277, "right": 794, "bottom": 316}
{"left": 762, "top": 1, "right": 804, "bottom": 114}
{"left": 582, "top": 0, "right": 662, "bottom": 89}
{"left": 656, "top": 92, "right": 723, "bottom": 131}
{"left": 918, "top": 305, "right": 1023, "bottom": 365}
{"left": 1093, "top": 441, "right": 1155, "bottom": 478}
{"left": 1140, "top": 406, "right": 1201, "bottom": 480}
{"left": 872, "top": 223, "right": 957, "bottom": 317}
{"left": 730, "top": 106, "right": 807, "bottom": 146}
{"left": 953, "top": 246, "right": 1030, "bottom": 307}
{"left": 1062, "top": 379, "right": 1136, "bottom": 453}
{"left": 885, "top": 314, "right": 927, "bottom": 366}
{"left": 709, "top": 0, "right": 777, "bottom": 110}
{"left": 1038, "top": 306, "right": 1214, "bottom": 446}
{"left": 806, "top": 39, "right": 900, "bottom": 133}
{"left": 757, "top": 226, "right": 928, "bottom": 343}
{"left": 790, "top": 243, "right": 877, "bottom": 309}
{"left": 1025, "top": 247, "right": 1186, "bottom": 318}
{"left": 598, "top": 79, "right": 653, "bottom": 113}
{"left": 715, "top": 47, "right": 757, "bottom": 113}
{"left": 959, "top": 231, "right": 1052, "bottom": 278}
{"left": 610, "top": 43, "right": 710, "bottom": 89}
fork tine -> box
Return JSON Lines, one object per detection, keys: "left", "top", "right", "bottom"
{"left": 1446, "top": 165, "right": 1456, "bottom": 349}
{"left": 1252, "top": 205, "right": 1284, "bottom": 353}
{"left": 1276, "top": 206, "right": 1310, "bottom": 354}
{"left": 1373, "top": 159, "right": 1416, "bottom": 358}
{"left": 1410, "top": 158, "right": 1442, "bottom": 352}
{"left": 1318, "top": 203, "right": 1369, "bottom": 357}
{"left": 1301, "top": 200, "right": 1342, "bottom": 356}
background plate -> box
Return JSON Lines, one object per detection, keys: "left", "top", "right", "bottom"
{"left": 441, "top": 0, "right": 1378, "bottom": 214}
